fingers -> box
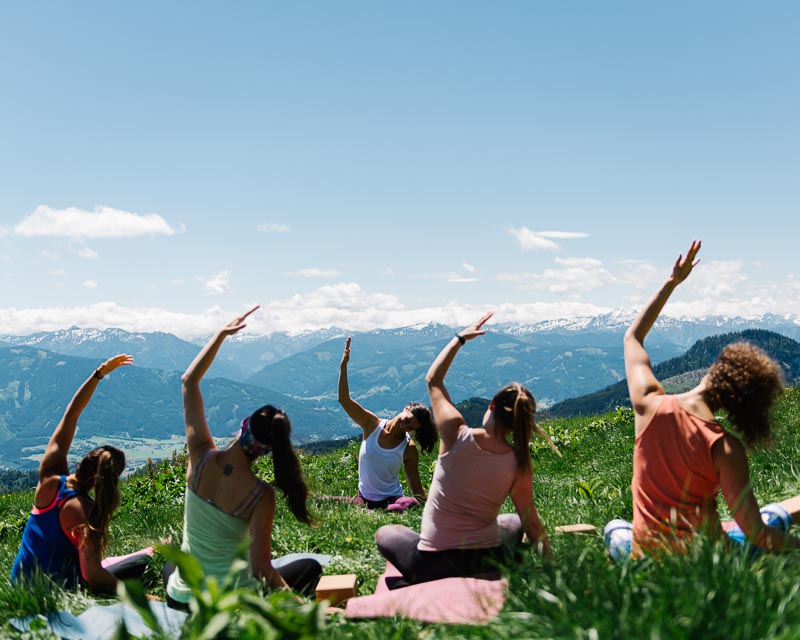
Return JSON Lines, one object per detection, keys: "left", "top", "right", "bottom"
{"left": 235, "top": 305, "right": 260, "bottom": 324}
{"left": 107, "top": 354, "right": 134, "bottom": 367}
{"left": 345, "top": 336, "right": 351, "bottom": 351}
{"left": 475, "top": 311, "right": 494, "bottom": 329}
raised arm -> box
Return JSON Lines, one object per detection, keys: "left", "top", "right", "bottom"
{"left": 182, "top": 306, "right": 258, "bottom": 462}
{"left": 39, "top": 355, "right": 133, "bottom": 479}
{"left": 625, "top": 241, "right": 701, "bottom": 429}
{"left": 337, "top": 337, "right": 380, "bottom": 435}
{"left": 426, "top": 312, "right": 493, "bottom": 453}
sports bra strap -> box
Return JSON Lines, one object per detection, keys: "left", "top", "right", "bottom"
{"left": 231, "top": 480, "right": 267, "bottom": 518}
{"left": 190, "top": 449, "right": 215, "bottom": 492}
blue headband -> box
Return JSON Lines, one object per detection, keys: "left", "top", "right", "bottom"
{"left": 238, "top": 416, "right": 271, "bottom": 458}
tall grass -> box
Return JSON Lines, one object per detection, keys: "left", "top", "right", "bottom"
{"left": 1, "top": 388, "right": 800, "bottom": 638}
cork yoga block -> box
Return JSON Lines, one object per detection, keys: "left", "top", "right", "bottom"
{"left": 316, "top": 573, "right": 358, "bottom": 606}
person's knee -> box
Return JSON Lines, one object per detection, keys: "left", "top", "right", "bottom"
{"left": 375, "top": 524, "right": 402, "bottom": 547}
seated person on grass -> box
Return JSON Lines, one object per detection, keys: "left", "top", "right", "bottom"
{"left": 375, "top": 313, "right": 560, "bottom": 586}
{"left": 606, "top": 240, "right": 800, "bottom": 559}
{"left": 163, "top": 307, "right": 321, "bottom": 610}
{"left": 337, "top": 337, "right": 436, "bottom": 511}
{"left": 11, "top": 355, "right": 150, "bottom": 593}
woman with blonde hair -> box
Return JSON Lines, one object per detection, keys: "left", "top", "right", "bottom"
{"left": 375, "top": 312, "right": 558, "bottom": 584}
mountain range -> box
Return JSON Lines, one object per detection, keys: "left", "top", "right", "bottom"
{"left": 547, "top": 329, "right": 800, "bottom": 417}
{"left": 1, "top": 313, "right": 799, "bottom": 469}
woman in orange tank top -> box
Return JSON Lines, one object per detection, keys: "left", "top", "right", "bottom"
{"left": 607, "top": 240, "right": 800, "bottom": 558}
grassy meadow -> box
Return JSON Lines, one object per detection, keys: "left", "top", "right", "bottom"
{"left": 2, "top": 388, "right": 800, "bottom": 638}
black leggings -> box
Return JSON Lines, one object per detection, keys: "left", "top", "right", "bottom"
{"left": 162, "top": 557, "right": 322, "bottom": 610}
{"left": 375, "top": 513, "right": 523, "bottom": 586}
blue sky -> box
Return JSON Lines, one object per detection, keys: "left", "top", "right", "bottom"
{"left": 1, "top": 2, "right": 798, "bottom": 338}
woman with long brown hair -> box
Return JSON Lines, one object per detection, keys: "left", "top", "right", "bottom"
{"left": 375, "top": 312, "right": 558, "bottom": 584}
{"left": 11, "top": 354, "right": 136, "bottom": 593}
{"left": 164, "top": 307, "right": 321, "bottom": 609}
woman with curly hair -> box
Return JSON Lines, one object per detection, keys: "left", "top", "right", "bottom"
{"left": 606, "top": 240, "right": 800, "bottom": 558}
{"left": 11, "top": 355, "right": 144, "bottom": 593}
{"left": 338, "top": 336, "right": 436, "bottom": 510}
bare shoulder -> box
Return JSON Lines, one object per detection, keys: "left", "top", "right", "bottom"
{"left": 33, "top": 475, "right": 62, "bottom": 509}
{"left": 58, "top": 494, "right": 91, "bottom": 533}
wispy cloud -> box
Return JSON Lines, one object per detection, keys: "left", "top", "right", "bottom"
{"left": 257, "top": 222, "right": 291, "bottom": 233}
{"left": 498, "top": 256, "right": 616, "bottom": 297}
{"left": 687, "top": 261, "right": 746, "bottom": 299}
{"left": 77, "top": 247, "right": 99, "bottom": 260}
{"left": 292, "top": 267, "right": 341, "bottom": 278}
{"left": 83, "top": 280, "right": 98, "bottom": 289}
{"left": 461, "top": 262, "right": 476, "bottom": 273}
{"left": 200, "top": 270, "right": 232, "bottom": 295}
{"left": 507, "top": 227, "right": 589, "bottom": 251}
{"left": 14, "top": 205, "right": 180, "bottom": 239}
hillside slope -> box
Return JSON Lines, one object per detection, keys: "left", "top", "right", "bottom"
{"left": 547, "top": 329, "right": 800, "bottom": 417}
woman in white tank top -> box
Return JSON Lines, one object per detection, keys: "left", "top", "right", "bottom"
{"left": 338, "top": 337, "right": 437, "bottom": 509}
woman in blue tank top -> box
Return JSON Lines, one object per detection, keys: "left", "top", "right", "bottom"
{"left": 11, "top": 354, "right": 136, "bottom": 592}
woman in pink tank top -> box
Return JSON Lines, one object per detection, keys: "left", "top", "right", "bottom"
{"left": 609, "top": 240, "right": 800, "bottom": 558}
{"left": 375, "top": 312, "right": 560, "bottom": 585}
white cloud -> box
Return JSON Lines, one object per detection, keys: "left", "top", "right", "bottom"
{"left": 83, "top": 280, "right": 98, "bottom": 289}
{"left": 257, "top": 223, "right": 291, "bottom": 233}
{"left": 200, "top": 270, "right": 232, "bottom": 295}
{"left": 14, "top": 205, "right": 179, "bottom": 239}
{"left": 292, "top": 268, "right": 341, "bottom": 278}
{"left": 507, "top": 227, "right": 589, "bottom": 251}
{"left": 462, "top": 262, "right": 477, "bottom": 273}
{"left": 3, "top": 272, "right": 800, "bottom": 339}
{"left": 77, "top": 247, "right": 99, "bottom": 260}
{"left": 446, "top": 276, "right": 479, "bottom": 283}
{"left": 170, "top": 277, "right": 185, "bottom": 285}
{"left": 686, "top": 260, "right": 746, "bottom": 299}
{"left": 497, "top": 257, "right": 617, "bottom": 297}
{"left": 49, "top": 269, "right": 68, "bottom": 277}
{"left": 379, "top": 268, "right": 395, "bottom": 276}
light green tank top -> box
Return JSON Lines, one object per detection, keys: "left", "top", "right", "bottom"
{"left": 166, "top": 488, "right": 261, "bottom": 603}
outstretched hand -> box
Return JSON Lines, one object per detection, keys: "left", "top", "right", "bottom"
{"left": 97, "top": 354, "right": 134, "bottom": 377}
{"left": 670, "top": 240, "right": 701, "bottom": 285}
{"left": 341, "top": 337, "right": 351, "bottom": 367}
{"left": 458, "top": 311, "right": 494, "bottom": 342}
{"left": 219, "top": 305, "right": 260, "bottom": 337}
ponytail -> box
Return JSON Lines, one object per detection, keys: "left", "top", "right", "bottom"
{"left": 74, "top": 446, "right": 125, "bottom": 552}
{"left": 250, "top": 405, "right": 312, "bottom": 525}
{"left": 492, "top": 383, "right": 560, "bottom": 469}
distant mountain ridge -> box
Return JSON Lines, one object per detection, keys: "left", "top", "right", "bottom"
{"left": 3, "top": 317, "right": 800, "bottom": 470}
{"left": 546, "top": 329, "right": 800, "bottom": 418}
{"left": 0, "top": 345, "right": 345, "bottom": 470}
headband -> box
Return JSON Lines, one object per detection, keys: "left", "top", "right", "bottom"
{"left": 238, "top": 416, "right": 272, "bottom": 458}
